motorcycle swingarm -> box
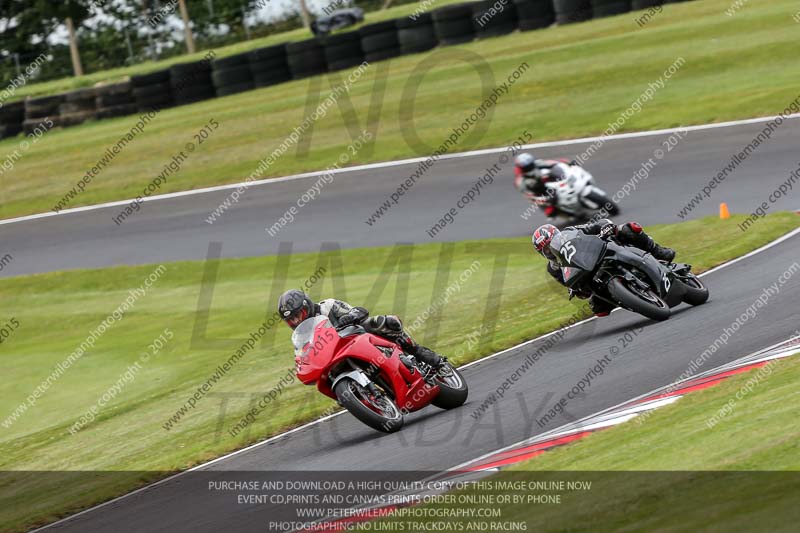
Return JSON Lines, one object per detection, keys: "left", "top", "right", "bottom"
{"left": 594, "top": 268, "right": 650, "bottom": 292}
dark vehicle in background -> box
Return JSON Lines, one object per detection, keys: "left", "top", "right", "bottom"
{"left": 311, "top": 8, "right": 365, "bottom": 36}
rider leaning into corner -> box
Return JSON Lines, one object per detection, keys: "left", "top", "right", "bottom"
{"left": 513, "top": 152, "right": 580, "bottom": 218}
{"left": 532, "top": 219, "right": 676, "bottom": 316}
{"left": 278, "top": 290, "right": 446, "bottom": 373}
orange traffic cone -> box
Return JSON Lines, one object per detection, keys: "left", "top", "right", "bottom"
{"left": 719, "top": 202, "right": 730, "bottom": 219}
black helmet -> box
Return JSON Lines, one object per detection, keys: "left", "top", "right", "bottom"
{"left": 278, "top": 289, "right": 315, "bottom": 329}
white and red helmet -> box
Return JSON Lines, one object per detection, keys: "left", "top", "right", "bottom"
{"left": 532, "top": 224, "right": 559, "bottom": 260}
{"left": 514, "top": 153, "right": 537, "bottom": 176}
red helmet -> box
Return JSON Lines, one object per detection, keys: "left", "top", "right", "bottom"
{"left": 532, "top": 224, "right": 559, "bottom": 260}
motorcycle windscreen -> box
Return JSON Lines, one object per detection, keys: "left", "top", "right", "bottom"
{"left": 292, "top": 316, "right": 338, "bottom": 382}
{"left": 553, "top": 232, "right": 606, "bottom": 272}
{"left": 292, "top": 316, "right": 329, "bottom": 354}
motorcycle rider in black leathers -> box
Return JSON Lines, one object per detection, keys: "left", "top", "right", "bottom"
{"left": 278, "top": 289, "right": 444, "bottom": 370}
{"left": 532, "top": 219, "right": 676, "bottom": 316}
{"left": 514, "top": 152, "right": 578, "bottom": 219}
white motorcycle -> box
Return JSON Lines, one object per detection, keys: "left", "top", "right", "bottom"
{"left": 535, "top": 165, "right": 620, "bottom": 222}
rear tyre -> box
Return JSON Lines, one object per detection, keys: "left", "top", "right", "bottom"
{"left": 586, "top": 189, "right": 619, "bottom": 216}
{"left": 603, "top": 199, "right": 620, "bottom": 216}
{"left": 678, "top": 273, "right": 709, "bottom": 306}
{"left": 608, "top": 277, "right": 670, "bottom": 321}
{"left": 431, "top": 363, "right": 469, "bottom": 409}
{"left": 334, "top": 378, "right": 404, "bottom": 433}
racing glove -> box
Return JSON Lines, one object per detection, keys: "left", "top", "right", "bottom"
{"left": 336, "top": 307, "right": 368, "bottom": 328}
{"left": 599, "top": 223, "right": 618, "bottom": 240}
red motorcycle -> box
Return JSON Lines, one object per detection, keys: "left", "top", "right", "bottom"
{"left": 294, "top": 316, "right": 468, "bottom": 433}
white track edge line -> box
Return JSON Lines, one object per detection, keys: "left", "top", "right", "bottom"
{"left": 451, "top": 336, "right": 800, "bottom": 472}
{"left": 5, "top": 113, "right": 800, "bottom": 227}
{"left": 31, "top": 225, "right": 800, "bottom": 531}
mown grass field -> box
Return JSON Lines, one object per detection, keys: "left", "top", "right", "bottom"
{"left": 2, "top": 0, "right": 799, "bottom": 219}
{"left": 0, "top": 213, "right": 798, "bottom": 530}
{"left": 379, "top": 356, "right": 800, "bottom": 532}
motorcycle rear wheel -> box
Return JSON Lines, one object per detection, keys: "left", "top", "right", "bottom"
{"left": 603, "top": 198, "right": 620, "bottom": 216}
{"left": 334, "top": 378, "right": 404, "bottom": 433}
{"left": 431, "top": 363, "right": 469, "bottom": 409}
{"left": 678, "top": 273, "right": 710, "bottom": 306}
{"left": 585, "top": 190, "right": 620, "bottom": 216}
{"left": 608, "top": 277, "right": 671, "bottom": 321}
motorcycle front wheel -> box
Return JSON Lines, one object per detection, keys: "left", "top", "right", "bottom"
{"left": 431, "top": 362, "right": 469, "bottom": 409}
{"left": 334, "top": 378, "right": 404, "bottom": 433}
{"left": 608, "top": 277, "right": 671, "bottom": 321}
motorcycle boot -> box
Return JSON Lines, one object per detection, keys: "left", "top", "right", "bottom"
{"left": 618, "top": 222, "right": 676, "bottom": 262}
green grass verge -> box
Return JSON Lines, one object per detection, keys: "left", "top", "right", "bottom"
{"left": 6, "top": 0, "right": 466, "bottom": 102}
{"left": 378, "top": 356, "right": 800, "bottom": 532}
{"left": 0, "top": 213, "right": 797, "bottom": 530}
{"left": 2, "top": 0, "right": 799, "bottom": 218}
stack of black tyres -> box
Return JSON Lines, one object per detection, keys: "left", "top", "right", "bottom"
{"left": 0, "top": 101, "right": 25, "bottom": 139}
{"left": 513, "top": 0, "right": 555, "bottom": 30}
{"left": 24, "top": 94, "right": 63, "bottom": 134}
{"left": 95, "top": 82, "right": 136, "bottom": 119}
{"left": 212, "top": 53, "right": 254, "bottom": 96}
{"left": 432, "top": 4, "right": 476, "bottom": 46}
{"left": 359, "top": 21, "right": 402, "bottom": 62}
{"left": 553, "top": 0, "right": 592, "bottom": 23}
{"left": 286, "top": 39, "right": 327, "bottom": 79}
{"left": 633, "top": 0, "right": 689, "bottom": 6}
{"left": 170, "top": 60, "right": 215, "bottom": 105}
{"left": 396, "top": 13, "right": 439, "bottom": 55}
{"left": 591, "top": 0, "right": 631, "bottom": 17}
{"left": 59, "top": 88, "right": 97, "bottom": 127}
{"left": 130, "top": 69, "right": 173, "bottom": 111}
{"left": 472, "top": 0, "right": 518, "bottom": 38}
{"left": 248, "top": 44, "right": 291, "bottom": 88}
{"left": 323, "top": 32, "right": 364, "bottom": 72}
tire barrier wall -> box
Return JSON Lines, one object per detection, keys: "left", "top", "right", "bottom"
{"left": 287, "top": 39, "right": 328, "bottom": 79}
{"left": 0, "top": 100, "right": 25, "bottom": 139}
{"left": 396, "top": 13, "right": 438, "bottom": 55}
{"left": 170, "top": 59, "right": 215, "bottom": 105}
{"left": 472, "top": 0, "right": 519, "bottom": 39}
{"left": 513, "top": 0, "right": 556, "bottom": 30}
{"left": 23, "top": 94, "right": 64, "bottom": 134}
{"left": 323, "top": 32, "right": 365, "bottom": 72}
{"left": 432, "top": 3, "right": 476, "bottom": 46}
{"left": 248, "top": 45, "right": 292, "bottom": 88}
{"left": 553, "top": 0, "right": 593, "bottom": 24}
{"left": 131, "top": 69, "right": 173, "bottom": 112}
{"left": 212, "top": 53, "right": 254, "bottom": 96}
{"left": 591, "top": 0, "right": 632, "bottom": 18}
{"left": 1, "top": 0, "right": 697, "bottom": 138}
{"left": 359, "top": 20, "right": 403, "bottom": 63}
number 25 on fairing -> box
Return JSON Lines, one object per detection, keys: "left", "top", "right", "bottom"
{"left": 561, "top": 241, "right": 577, "bottom": 263}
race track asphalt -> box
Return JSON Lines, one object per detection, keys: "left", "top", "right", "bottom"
{"left": 31, "top": 116, "right": 800, "bottom": 530}
{"left": 2, "top": 118, "right": 799, "bottom": 278}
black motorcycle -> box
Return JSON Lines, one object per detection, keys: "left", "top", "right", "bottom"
{"left": 553, "top": 230, "right": 709, "bottom": 321}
